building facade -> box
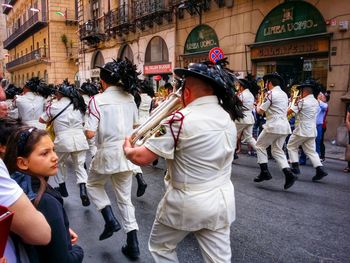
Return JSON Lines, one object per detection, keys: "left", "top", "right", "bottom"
{"left": 77, "top": 0, "right": 350, "bottom": 140}
{"left": 3, "top": 0, "right": 79, "bottom": 86}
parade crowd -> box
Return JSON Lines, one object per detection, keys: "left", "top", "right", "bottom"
{"left": 0, "top": 57, "right": 337, "bottom": 263}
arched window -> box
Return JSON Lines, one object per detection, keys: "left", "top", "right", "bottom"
{"left": 118, "top": 45, "right": 133, "bottom": 62}
{"left": 44, "top": 70, "right": 48, "bottom": 83}
{"left": 91, "top": 51, "right": 104, "bottom": 69}
{"left": 145, "top": 37, "right": 169, "bottom": 63}
{"left": 37, "top": 71, "right": 40, "bottom": 79}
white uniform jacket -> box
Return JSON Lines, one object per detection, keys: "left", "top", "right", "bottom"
{"left": 290, "top": 94, "right": 319, "bottom": 138}
{"left": 86, "top": 86, "right": 138, "bottom": 174}
{"left": 14, "top": 92, "right": 46, "bottom": 129}
{"left": 144, "top": 95, "right": 236, "bottom": 231}
{"left": 259, "top": 86, "right": 291, "bottom": 135}
{"left": 138, "top": 93, "right": 152, "bottom": 124}
{"left": 41, "top": 97, "right": 88, "bottom": 153}
{"left": 235, "top": 89, "right": 255, "bottom": 125}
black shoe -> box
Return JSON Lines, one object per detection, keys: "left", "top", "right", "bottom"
{"left": 135, "top": 173, "right": 147, "bottom": 197}
{"left": 291, "top": 162, "right": 300, "bottom": 175}
{"left": 234, "top": 153, "right": 239, "bottom": 160}
{"left": 283, "top": 168, "right": 298, "bottom": 190}
{"left": 79, "top": 183, "right": 90, "bottom": 207}
{"left": 54, "top": 183, "right": 68, "bottom": 197}
{"left": 312, "top": 166, "right": 328, "bottom": 182}
{"left": 99, "top": 205, "right": 121, "bottom": 241}
{"left": 254, "top": 163, "right": 272, "bottom": 182}
{"left": 122, "top": 230, "right": 140, "bottom": 259}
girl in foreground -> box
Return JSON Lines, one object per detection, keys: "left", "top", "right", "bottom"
{"left": 3, "top": 128, "right": 84, "bottom": 263}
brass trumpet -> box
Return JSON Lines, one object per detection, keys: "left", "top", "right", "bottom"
{"left": 257, "top": 78, "right": 266, "bottom": 105}
{"left": 287, "top": 85, "right": 300, "bottom": 120}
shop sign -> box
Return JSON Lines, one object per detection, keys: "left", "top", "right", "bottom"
{"left": 184, "top": 24, "right": 219, "bottom": 54}
{"left": 181, "top": 53, "right": 209, "bottom": 67}
{"left": 251, "top": 38, "right": 329, "bottom": 60}
{"left": 90, "top": 68, "right": 100, "bottom": 78}
{"left": 144, "top": 63, "right": 172, "bottom": 75}
{"left": 255, "top": 2, "right": 326, "bottom": 42}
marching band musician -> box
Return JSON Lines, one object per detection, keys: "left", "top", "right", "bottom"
{"left": 286, "top": 80, "right": 328, "bottom": 181}
{"left": 123, "top": 62, "right": 244, "bottom": 263}
{"left": 84, "top": 59, "right": 140, "bottom": 259}
{"left": 254, "top": 73, "right": 297, "bottom": 189}
{"left": 39, "top": 82, "right": 90, "bottom": 207}
{"left": 234, "top": 78, "right": 257, "bottom": 154}
{"left": 14, "top": 77, "right": 47, "bottom": 129}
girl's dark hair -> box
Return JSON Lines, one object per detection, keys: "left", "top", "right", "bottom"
{"left": 0, "top": 117, "right": 26, "bottom": 145}
{"left": 3, "top": 127, "right": 49, "bottom": 207}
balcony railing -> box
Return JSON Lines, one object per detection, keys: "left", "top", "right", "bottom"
{"left": 79, "top": 20, "right": 105, "bottom": 45}
{"left": 4, "top": 12, "right": 47, "bottom": 50}
{"left": 104, "top": 4, "right": 134, "bottom": 36}
{"left": 2, "top": 0, "right": 17, "bottom": 15}
{"left": 133, "top": 0, "right": 172, "bottom": 30}
{"left": 6, "top": 47, "right": 48, "bottom": 71}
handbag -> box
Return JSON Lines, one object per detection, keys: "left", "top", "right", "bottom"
{"left": 46, "top": 102, "right": 72, "bottom": 141}
{"left": 345, "top": 144, "right": 350, "bottom": 161}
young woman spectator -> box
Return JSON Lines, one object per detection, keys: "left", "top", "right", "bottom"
{"left": 3, "top": 127, "right": 84, "bottom": 263}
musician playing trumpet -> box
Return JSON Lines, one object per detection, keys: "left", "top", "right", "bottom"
{"left": 123, "top": 62, "right": 244, "bottom": 263}
{"left": 286, "top": 80, "right": 328, "bottom": 181}
{"left": 254, "top": 73, "right": 297, "bottom": 190}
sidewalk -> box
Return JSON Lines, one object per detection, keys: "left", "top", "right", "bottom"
{"left": 325, "top": 140, "right": 346, "bottom": 161}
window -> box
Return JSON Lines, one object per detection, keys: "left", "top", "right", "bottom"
{"left": 145, "top": 37, "right": 169, "bottom": 63}
{"left": 36, "top": 42, "right": 39, "bottom": 50}
{"left": 91, "top": 51, "right": 104, "bottom": 68}
{"left": 44, "top": 70, "right": 48, "bottom": 83}
{"left": 37, "top": 71, "right": 40, "bottom": 78}
{"left": 91, "top": 0, "right": 100, "bottom": 19}
{"left": 26, "top": 73, "right": 29, "bottom": 80}
{"left": 119, "top": 45, "right": 133, "bottom": 62}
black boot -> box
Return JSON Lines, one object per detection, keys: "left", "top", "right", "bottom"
{"left": 54, "top": 182, "right": 68, "bottom": 197}
{"left": 283, "top": 168, "right": 298, "bottom": 190}
{"left": 312, "top": 166, "right": 328, "bottom": 182}
{"left": 291, "top": 162, "right": 301, "bottom": 175}
{"left": 79, "top": 183, "right": 90, "bottom": 207}
{"left": 99, "top": 205, "right": 121, "bottom": 241}
{"left": 254, "top": 163, "right": 272, "bottom": 182}
{"left": 122, "top": 230, "right": 140, "bottom": 259}
{"left": 135, "top": 173, "right": 147, "bottom": 197}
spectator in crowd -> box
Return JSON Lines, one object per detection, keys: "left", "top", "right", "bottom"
{"left": 315, "top": 92, "right": 328, "bottom": 157}
{"left": 320, "top": 91, "right": 331, "bottom": 161}
{"left": 4, "top": 127, "right": 84, "bottom": 263}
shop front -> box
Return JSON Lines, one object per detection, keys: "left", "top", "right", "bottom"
{"left": 180, "top": 24, "right": 219, "bottom": 67}
{"left": 250, "top": 1, "right": 330, "bottom": 88}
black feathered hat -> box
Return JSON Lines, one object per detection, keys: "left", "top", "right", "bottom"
{"left": 174, "top": 63, "right": 226, "bottom": 90}
{"left": 298, "top": 79, "right": 321, "bottom": 97}
{"left": 79, "top": 81, "right": 99, "bottom": 97}
{"left": 24, "top": 77, "right": 41, "bottom": 92}
{"left": 57, "top": 83, "right": 72, "bottom": 97}
{"left": 236, "top": 78, "right": 251, "bottom": 90}
{"left": 5, "top": 84, "right": 22, "bottom": 99}
{"left": 263, "top": 72, "right": 285, "bottom": 88}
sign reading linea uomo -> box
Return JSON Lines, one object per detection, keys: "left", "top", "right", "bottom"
{"left": 255, "top": 2, "right": 326, "bottom": 42}
{"left": 184, "top": 24, "right": 219, "bottom": 54}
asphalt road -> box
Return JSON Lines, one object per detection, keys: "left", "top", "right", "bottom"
{"left": 57, "top": 153, "right": 350, "bottom": 263}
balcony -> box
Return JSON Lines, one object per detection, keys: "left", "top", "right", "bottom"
{"left": 4, "top": 12, "right": 47, "bottom": 50}
{"left": 6, "top": 47, "right": 48, "bottom": 72}
{"left": 134, "top": 0, "right": 173, "bottom": 30}
{"left": 79, "top": 20, "right": 105, "bottom": 46}
{"left": 2, "top": 0, "right": 17, "bottom": 15}
{"left": 104, "top": 4, "right": 135, "bottom": 36}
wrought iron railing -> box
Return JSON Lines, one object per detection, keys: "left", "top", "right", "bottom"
{"left": 104, "top": 4, "right": 134, "bottom": 34}
{"left": 6, "top": 47, "right": 48, "bottom": 70}
{"left": 4, "top": 12, "right": 47, "bottom": 49}
{"left": 79, "top": 19, "right": 105, "bottom": 44}
{"left": 134, "top": 0, "right": 168, "bottom": 20}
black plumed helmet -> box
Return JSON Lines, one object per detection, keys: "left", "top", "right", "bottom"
{"left": 5, "top": 84, "right": 22, "bottom": 99}
{"left": 79, "top": 81, "right": 99, "bottom": 97}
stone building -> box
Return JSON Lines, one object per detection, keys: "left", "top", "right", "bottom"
{"left": 2, "top": 0, "right": 79, "bottom": 86}
{"left": 77, "top": 0, "right": 350, "bottom": 140}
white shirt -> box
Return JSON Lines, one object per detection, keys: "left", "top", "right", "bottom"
{"left": 86, "top": 86, "right": 138, "bottom": 174}
{"left": 138, "top": 93, "right": 152, "bottom": 124}
{"left": 14, "top": 92, "right": 46, "bottom": 129}
{"left": 144, "top": 95, "right": 236, "bottom": 231}
{"left": 41, "top": 97, "right": 88, "bottom": 152}
{"left": 259, "top": 86, "right": 291, "bottom": 135}
{"left": 291, "top": 94, "right": 319, "bottom": 137}
{"left": 235, "top": 89, "right": 255, "bottom": 125}
{"left": 0, "top": 159, "right": 23, "bottom": 263}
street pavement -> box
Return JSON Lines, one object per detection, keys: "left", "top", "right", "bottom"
{"left": 57, "top": 151, "right": 350, "bottom": 263}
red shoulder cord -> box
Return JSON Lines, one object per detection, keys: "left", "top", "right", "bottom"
{"left": 165, "top": 111, "right": 185, "bottom": 149}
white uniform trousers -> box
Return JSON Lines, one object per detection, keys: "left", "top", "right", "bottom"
{"left": 236, "top": 123, "right": 256, "bottom": 150}
{"left": 149, "top": 219, "right": 231, "bottom": 263}
{"left": 87, "top": 170, "right": 139, "bottom": 233}
{"left": 55, "top": 151, "right": 88, "bottom": 184}
{"left": 287, "top": 134, "right": 322, "bottom": 167}
{"left": 256, "top": 129, "right": 289, "bottom": 169}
